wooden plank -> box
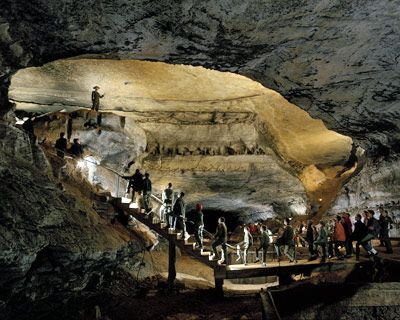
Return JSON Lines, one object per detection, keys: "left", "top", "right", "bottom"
{"left": 225, "top": 260, "right": 360, "bottom": 279}
{"left": 260, "top": 289, "right": 280, "bottom": 320}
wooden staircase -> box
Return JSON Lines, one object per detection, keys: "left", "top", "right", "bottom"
{"left": 112, "top": 196, "right": 223, "bottom": 270}
{"left": 109, "top": 195, "right": 364, "bottom": 294}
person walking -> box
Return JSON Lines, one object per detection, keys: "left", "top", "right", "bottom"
{"left": 274, "top": 218, "right": 295, "bottom": 262}
{"left": 69, "top": 138, "right": 83, "bottom": 158}
{"left": 334, "top": 216, "right": 346, "bottom": 259}
{"left": 173, "top": 192, "right": 189, "bottom": 240}
{"left": 255, "top": 225, "right": 270, "bottom": 266}
{"left": 379, "top": 207, "right": 393, "bottom": 254}
{"left": 314, "top": 220, "right": 328, "bottom": 263}
{"left": 242, "top": 225, "right": 253, "bottom": 265}
{"left": 55, "top": 132, "right": 67, "bottom": 158}
{"left": 306, "top": 220, "right": 317, "bottom": 260}
{"left": 210, "top": 217, "right": 228, "bottom": 264}
{"left": 193, "top": 203, "right": 204, "bottom": 249}
{"left": 342, "top": 212, "right": 354, "bottom": 257}
{"left": 123, "top": 169, "right": 143, "bottom": 202}
{"left": 142, "top": 173, "right": 152, "bottom": 214}
{"left": 352, "top": 213, "right": 378, "bottom": 260}
{"left": 162, "top": 182, "right": 174, "bottom": 225}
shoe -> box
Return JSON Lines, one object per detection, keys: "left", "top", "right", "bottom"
{"left": 244, "top": 263, "right": 248, "bottom": 266}
{"left": 219, "top": 260, "right": 227, "bottom": 265}
{"left": 262, "top": 263, "right": 267, "bottom": 267}
{"left": 184, "top": 232, "right": 191, "bottom": 241}
{"left": 209, "top": 254, "right": 216, "bottom": 261}
{"left": 255, "top": 257, "right": 260, "bottom": 263}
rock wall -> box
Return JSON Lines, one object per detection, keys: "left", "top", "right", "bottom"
{"left": 0, "top": 122, "right": 141, "bottom": 317}
{"left": 30, "top": 110, "right": 308, "bottom": 219}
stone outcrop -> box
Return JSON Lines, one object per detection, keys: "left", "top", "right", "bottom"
{"left": 0, "top": 122, "right": 141, "bottom": 317}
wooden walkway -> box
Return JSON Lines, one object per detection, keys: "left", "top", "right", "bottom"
{"left": 111, "top": 196, "right": 365, "bottom": 293}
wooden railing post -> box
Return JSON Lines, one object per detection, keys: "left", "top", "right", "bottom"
{"left": 168, "top": 240, "right": 176, "bottom": 290}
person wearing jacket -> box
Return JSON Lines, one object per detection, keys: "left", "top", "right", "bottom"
{"left": 193, "top": 203, "right": 204, "bottom": 249}
{"left": 334, "top": 216, "right": 346, "bottom": 259}
{"left": 314, "top": 220, "right": 328, "bottom": 263}
{"left": 161, "top": 182, "right": 174, "bottom": 225}
{"left": 210, "top": 217, "right": 228, "bottom": 264}
{"left": 342, "top": 212, "right": 353, "bottom": 257}
{"left": 351, "top": 213, "right": 378, "bottom": 260}
{"left": 379, "top": 207, "right": 393, "bottom": 254}
{"left": 241, "top": 225, "right": 253, "bottom": 265}
{"left": 306, "top": 220, "right": 317, "bottom": 260}
{"left": 173, "top": 192, "right": 188, "bottom": 240}
{"left": 274, "top": 218, "right": 295, "bottom": 262}
{"left": 255, "top": 225, "right": 270, "bottom": 266}
{"left": 142, "top": 172, "right": 152, "bottom": 213}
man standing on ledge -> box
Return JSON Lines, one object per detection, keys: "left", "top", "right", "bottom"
{"left": 91, "top": 86, "right": 104, "bottom": 111}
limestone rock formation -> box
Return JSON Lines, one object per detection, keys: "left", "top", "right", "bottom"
{"left": 8, "top": 59, "right": 362, "bottom": 216}
{"left": 0, "top": 123, "right": 141, "bottom": 317}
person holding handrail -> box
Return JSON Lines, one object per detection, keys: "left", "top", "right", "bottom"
{"left": 122, "top": 169, "right": 143, "bottom": 203}
{"left": 161, "top": 182, "right": 174, "bottom": 225}
{"left": 193, "top": 203, "right": 204, "bottom": 249}
{"left": 210, "top": 217, "right": 228, "bottom": 265}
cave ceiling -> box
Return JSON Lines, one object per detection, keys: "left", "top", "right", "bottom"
{"left": 0, "top": 0, "right": 399, "bottom": 216}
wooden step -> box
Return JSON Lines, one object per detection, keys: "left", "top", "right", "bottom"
{"left": 200, "top": 250, "right": 211, "bottom": 256}
{"left": 160, "top": 222, "right": 168, "bottom": 229}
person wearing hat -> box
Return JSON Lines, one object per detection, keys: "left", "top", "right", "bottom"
{"left": 91, "top": 86, "right": 104, "bottom": 111}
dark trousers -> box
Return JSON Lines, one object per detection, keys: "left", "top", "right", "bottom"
{"left": 307, "top": 241, "right": 315, "bottom": 257}
{"left": 176, "top": 216, "right": 186, "bottom": 238}
{"left": 380, "top": 230, "right": 393, "bottom": 253}
{"left": 212, "top": 238, "right": 227, "bottom": 262}
{"left": 143, "top": 192, "right": 151, "bottom": 212}
{"left": 314, "top": 241, "right": 326, "bottom": 259}
{"left": 256, "top": 245, "right": 269, "bottom": 263}
{"left": 345, "top": 238, "right": 353, "bottom": 256}
{"left": 328, "top": 241, "right": 334, "bottom": 257}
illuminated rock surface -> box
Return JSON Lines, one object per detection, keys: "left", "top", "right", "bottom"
{"left": 9, "top": 59, "right": 359, "bottom": 216}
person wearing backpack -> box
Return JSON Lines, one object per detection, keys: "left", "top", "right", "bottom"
{"left": 255, "top": 225, "right": 270, "bottom": 266}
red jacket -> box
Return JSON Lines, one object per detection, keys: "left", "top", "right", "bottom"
{"left": 334, "top": 221, "right": 346, "bottom": 242}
